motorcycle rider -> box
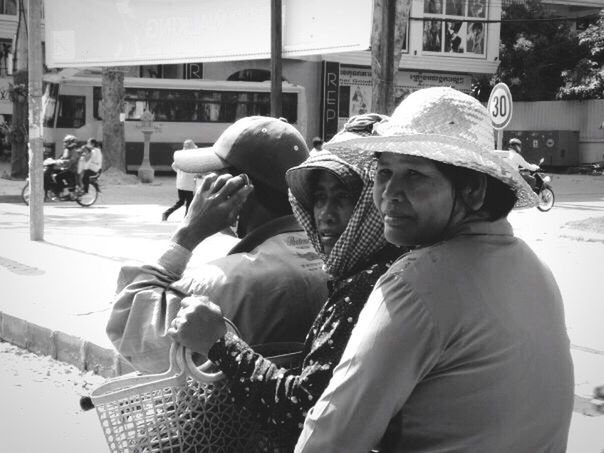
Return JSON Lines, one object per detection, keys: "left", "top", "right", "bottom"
{"left": 53, "top": 135, "right": 82, "bottom": 197}
{"left": 77, "top": 138, "right": 103, "bottom": 193}
{"left": 501, "top": 138, "right": 540, "bottom": 191}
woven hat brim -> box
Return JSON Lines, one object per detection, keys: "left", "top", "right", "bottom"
{"left": 325, "top": 134, "right": 539, "bottom": 209}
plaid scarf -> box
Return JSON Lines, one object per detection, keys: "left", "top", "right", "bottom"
{"left": 288, "top": 152, "right": 387, "bottom": 278}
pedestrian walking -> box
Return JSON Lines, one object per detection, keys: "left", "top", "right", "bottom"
{"left": 162, "top": 139, "right": 197, "bottom": 221}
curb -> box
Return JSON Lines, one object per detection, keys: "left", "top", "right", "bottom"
{"left": 0, "top": 310, "right": 135, "bottom": 378}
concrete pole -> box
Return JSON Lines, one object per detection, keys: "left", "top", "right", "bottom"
{"left": 28, "top": 0, "right": 43, "bottom": 241}
{"left": 371, "top": 0, "right": 409, "bottom": 115}
{"left": 270, "top": 0, "right": 283, "bottom": 118}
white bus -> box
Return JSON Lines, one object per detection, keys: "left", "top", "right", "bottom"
{"left": 41, "top": 74, "right": 307, "bottom": 171}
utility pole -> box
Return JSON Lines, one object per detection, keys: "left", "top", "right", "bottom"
{"left": 371, "top": 0, "right": 409, "bottom": 115}
{"left": 270, "top": 0, "right": 282, "bottom": 118}
{"left": 28, "top": 0, "right": 43, "bottom": 240}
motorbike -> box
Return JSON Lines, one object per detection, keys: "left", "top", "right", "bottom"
{"left": 529, "top": 158, "right": 555, "bottom": 212}
{"left": 21, "top": 158, "right": 101, "bottom": 207}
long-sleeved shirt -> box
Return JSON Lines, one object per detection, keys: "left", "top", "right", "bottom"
{"left": 296, "top": 218, "right": 574, "bottom": 453}
{"left": 497, "top": 149, "right": 540, "bottom": 171}
{"left": 106, "top": 216, "right": 328, "bottom": 374}
{"left": 208, "top": 245, "right": 403, "bottom": 451}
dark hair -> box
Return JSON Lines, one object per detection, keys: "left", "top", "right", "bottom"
{"left": 225, "top": 166, "right": 292, "bottom": 217}
{"left": 312, "top": 137, "right": 324, "bottom": 147}
{"left": 88, "top": 138, "right": 98, "bottom": 147}
{"left": 434, "top": 161, "right": 517, "bottom": 220}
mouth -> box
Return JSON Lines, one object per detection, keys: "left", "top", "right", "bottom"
{"left": 318, "top": 231, "right": 341, "bottom": 249}
{"left": 383, "top": 213, "right": 412, "bottom": 226}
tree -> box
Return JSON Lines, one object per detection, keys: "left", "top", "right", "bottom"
{"left": 472, "top": 0, "right": 586, "bottom": 102}
{"left": 557, "top": 10, "right": 604, "bottom": 100}
{"left": 101, "top": 67, "right": 126, "bottom": 171}
{"left": 9, "top": 0, "right": 28, "bottom": 179}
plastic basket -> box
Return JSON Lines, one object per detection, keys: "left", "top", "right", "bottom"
{"left": 90, "top": 328, "right": 303, "bottom": 452}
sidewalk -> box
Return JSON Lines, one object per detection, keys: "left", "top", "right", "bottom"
{"left": 0, "top": 164, "right": 603, "bottom": 451}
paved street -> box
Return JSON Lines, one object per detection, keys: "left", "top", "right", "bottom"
{"left": 0, "top": 341, "right": 107, "bottom": 452}
{"left": 0, "top": 169, "right": 603, "bottom": 451}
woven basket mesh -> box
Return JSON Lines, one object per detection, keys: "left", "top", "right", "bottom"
{"left": 93, "top": 346, "right": 302, "bottom": 453}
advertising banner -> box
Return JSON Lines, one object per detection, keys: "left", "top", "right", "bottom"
{"left": 335, "top": 64, "right": 472, "bottom": 130}
{"left": 43, "top": 0, "right": 373, "bottom": 67}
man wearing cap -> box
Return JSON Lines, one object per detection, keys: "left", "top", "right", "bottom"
{"left": 107, "top": 117, "right": 328, "bottom": 373}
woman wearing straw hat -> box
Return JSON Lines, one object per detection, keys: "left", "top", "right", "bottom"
{"left": 168, "top": 115, "right": 406, "bottom": 450}
{"left": 295, "top": 87, "right": 573, "bottom": 453}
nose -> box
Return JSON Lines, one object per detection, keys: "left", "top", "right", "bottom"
{"left": 381, "top": 177, "right": 405, "bottom": 204}
{"left": 316, "top": 199, "right": 338, "bottom": 225}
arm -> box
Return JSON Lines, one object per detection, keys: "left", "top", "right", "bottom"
{"left": 295, "top": 273, "right": 442, "bottom": 453}
{"left": 106, "top": 242, "right": 193, "bottom": 373}
{"left": 171, "top": 265, "right": 384, "bottom": 438}
{"left": 107, "top": 173, "right": 252, "bottom": 372}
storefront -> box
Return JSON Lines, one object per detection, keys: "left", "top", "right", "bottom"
{"left": 321, "top": 63, "right": 472, "bottom": 139}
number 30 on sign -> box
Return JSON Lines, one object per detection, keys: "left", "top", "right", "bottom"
{"left": 487, "top": 83, "right": 513, "bottom": 130}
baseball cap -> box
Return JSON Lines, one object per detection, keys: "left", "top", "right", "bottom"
{"left": 174, "top": 116, "right": 309, "bottom": 193}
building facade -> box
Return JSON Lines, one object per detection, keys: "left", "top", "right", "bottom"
{"left": 3, "top": 0, "right": 603, "bottom": 162}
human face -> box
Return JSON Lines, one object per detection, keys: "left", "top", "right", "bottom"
{"left": 373, "top": 153, "right": 456, "bottom": 247}
{"left": 312, "top": 171, "right": 358, "bottom": 256}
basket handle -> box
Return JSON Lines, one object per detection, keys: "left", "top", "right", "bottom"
{"left": 182, "top": 317, "right": 240, "bottom": 383}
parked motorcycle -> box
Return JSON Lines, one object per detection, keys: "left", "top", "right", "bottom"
{"left": 530, "top": 158, "right": 555, "bottom": 212}
{"left": 21, "top": 158, "right": 100, "bottom": 207}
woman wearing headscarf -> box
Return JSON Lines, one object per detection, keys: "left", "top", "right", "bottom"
{"left": 167, "top": 114, "right": 406, "bottom": 449}
{"left": 295, "top": 87, "right": 573, "bottom": 453}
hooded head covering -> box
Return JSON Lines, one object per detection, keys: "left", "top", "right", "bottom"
{"left": 286, "top": 114, "right": 390, "bottom": 278}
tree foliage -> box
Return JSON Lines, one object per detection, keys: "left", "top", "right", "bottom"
{"left": 473, "top": 0, "right": 587, "bottom": 102}
{"left": 557, "top": 10, "right": 604, "bottom": 100}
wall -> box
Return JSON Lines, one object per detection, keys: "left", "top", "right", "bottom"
{"left": 507, "top": 100, "right": 604, "bottom": 164}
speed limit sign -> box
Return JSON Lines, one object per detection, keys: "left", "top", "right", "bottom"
{"left": 487, "top": 83, "right": 513, "bottom": 130}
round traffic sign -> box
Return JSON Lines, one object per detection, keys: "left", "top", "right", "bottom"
{"left": 487, "top": 83, "right": 513, "bottom": 130}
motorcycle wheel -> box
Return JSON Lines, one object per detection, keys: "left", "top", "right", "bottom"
{"left": 21, "top": 181, "right": 30, "bottom": 206}
{"left": 22, "top": 182, "right": 54, "bottom": 205}
{"left": 76, "top": 184, "right": 98, "bottom": 207}
{"left": 537, "top": 187, "right": 555, "bottom": 212}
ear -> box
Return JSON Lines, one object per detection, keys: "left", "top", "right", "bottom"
{"left": 460, "top": 172, "right": 487, "bottom": 212}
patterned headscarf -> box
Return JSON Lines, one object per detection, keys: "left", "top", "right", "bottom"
{"left": 286, "top": 114, "right": 390, "bottom": 278}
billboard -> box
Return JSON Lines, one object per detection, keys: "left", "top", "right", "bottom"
{"left": 43, "top": 0, "right": 374, "bottom": 67}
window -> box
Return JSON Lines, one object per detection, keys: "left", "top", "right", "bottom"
{"left": 0, "top": 39, "right": 12, "bottom": 76}
{"left": 42, "top": 83, "right": 59, "bottom": 127}
{"left": 0, "top": 0, "right": 16, "bottom": 15}
{"left": 110, "top": 88, "right": 298, "bottom": 124}
{"left": 422, "top": 0, "right": 486, "bottom": 56}
{"left": 56, "top": 95, "right": 85, "bottom": 128}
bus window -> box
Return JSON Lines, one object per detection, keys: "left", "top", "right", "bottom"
{"left": 56, "top": 95, "right": 85, "bottom": 128}
{"left": 42, "top": 82, "right": 59, "bottom": 127}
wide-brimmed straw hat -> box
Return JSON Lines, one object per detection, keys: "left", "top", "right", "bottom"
{"left": 324, "top": 87, "right": 538, "bottom": 208}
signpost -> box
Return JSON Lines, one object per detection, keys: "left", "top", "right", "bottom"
{"left": 136, "top": 110, "right": 160, "bottom": 183}
{"left": 487, "top": 82, "right": 513, "bottom": 150}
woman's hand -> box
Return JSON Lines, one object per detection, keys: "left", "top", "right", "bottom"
{"left": 167, "top": 296, "right": 227, "bottom": 356}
